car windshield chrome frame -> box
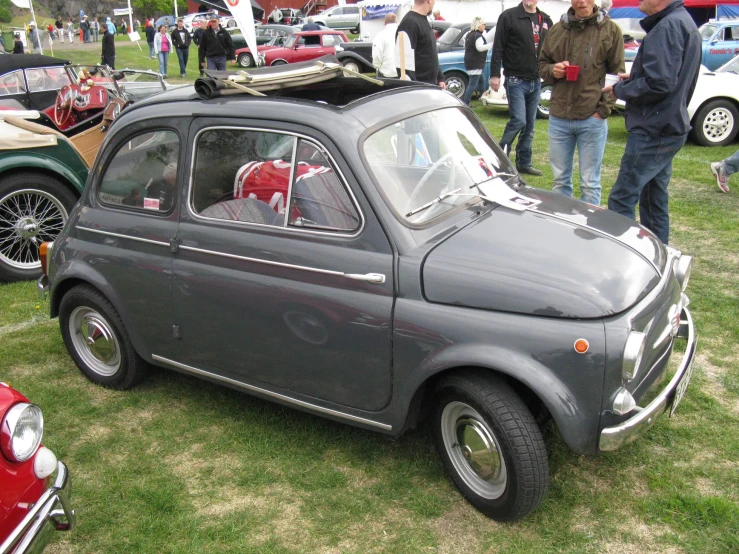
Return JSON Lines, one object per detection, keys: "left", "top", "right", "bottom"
{"left": 362, "top": 106, "right": 517, "bottom": 228}
{"left": 187, "top": 125, "right": 365, "bottom": 238}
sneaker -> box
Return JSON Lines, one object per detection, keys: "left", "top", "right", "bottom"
{"left": 516, "top": 165, "right": 543, "bottom": 177}
{"left": 710, "top": 161, "right": 730, "bottom": 192}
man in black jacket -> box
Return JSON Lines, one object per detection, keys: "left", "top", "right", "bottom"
{"left": 198, "top": 17, "right": 236, "bottom": 72}
{"left": 604, "top": 0, "right": 700, "bottom": 244}
{"left": 146, "top": 20, "right": 156, "bottom": 59}
{"left": 490, "top": 0, "right": 552, "bottom": 175}
{"left": 172, "top": 18, "right": 192, "bottom": 78}
{"left": 101, "top": 25, "right": 115, "bottom": 69}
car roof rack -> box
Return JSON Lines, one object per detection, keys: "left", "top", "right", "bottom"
{"left": 194, "top": 55, "right": 383, "bottom": 99}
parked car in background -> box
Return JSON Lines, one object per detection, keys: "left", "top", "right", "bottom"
{"left": 279, "top": 8, "right": 304, "bottom": 25}
{"left": 181, "top": 12, "right": 212, "bottom": 35}
{"left": 255, "top": 24, "right": 295, "bottom": 45}
{"left": 155, "top": 15, "right": 177, "bottom": 29}
{"left": 260, "top": 30, "right": 348, "bottom": 66}
{"left": 431, "top": 20, "right": 452, "bottom": 40}
{"left": 312, "top": 5, "right": 360, "bottom": 33}
{"left": 437, "top": 21, "right": 495, "bottom": 53}
{"left": 0, "top": 382, "right": 75, "bottom": 552}
{"left": 234, "top": 36, "right": 287, "bottom": 68}
{"left": 698, "top": 20, "right": 739, "bottom": 70}
{"left": 39, "top": 60, "right": 697, "bottom": 523}
{"left": 334, "top": 41, "right": 373, "bottom": 73}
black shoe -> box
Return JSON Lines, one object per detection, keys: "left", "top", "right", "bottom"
{"left": 516, "top": 165, "right": 543, "bottom": 176}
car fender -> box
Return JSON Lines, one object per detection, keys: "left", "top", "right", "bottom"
{"left": 336, "top": 51, "right": 372, "bottom": 70}
{"left": 399, "top": 341, "right": 602, "bottom": 455}
{"left": 0, "top": 152, "right": 87, "bottom": 196}
{"left": 49, "top": 259, "right": 151, "bottom": 360}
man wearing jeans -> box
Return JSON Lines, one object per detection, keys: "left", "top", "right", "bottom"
{"left": 604, "top": 0, "right": 700, "bottom": 244}
{"left": 172, "top": 19, "right": 192, "bottom": 78}
{"left": 490, "top": 0, "right": 552, "bottom": 176}
{"left": 539, "top": 0, "right": 624, "bottom": 205}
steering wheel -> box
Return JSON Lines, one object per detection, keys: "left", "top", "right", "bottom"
{"left": 404, "top": 151, "right": 456, "bottom": 216}
{"left": 54, "top": 85, "right": 75, "bottom": 127}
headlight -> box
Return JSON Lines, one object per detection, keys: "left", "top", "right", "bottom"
{"left": 622, "top": 331, "right": 646, "bottom": 382}
{"left": 1, "top": 403, "right": 44, "bottom": 462}
{"left": 674, "top": 255, "right": 692, "bottom": 291}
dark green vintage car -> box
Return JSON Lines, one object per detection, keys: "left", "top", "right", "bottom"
{"left": 0, "top": 117, "right": 88, "bottom": 281}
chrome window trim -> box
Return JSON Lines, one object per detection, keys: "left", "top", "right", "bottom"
{"left": 152, "top": 354, "right": 393, "bottom": 431}
{"left": 76, "top": 226, "right": 170, "bottom": 247}
{"left": 187, "top": 125, "right": 365, "bottom": 238}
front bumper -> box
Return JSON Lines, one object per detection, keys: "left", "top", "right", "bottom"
{"left": 0, "top": 461, "right": 76, "bottom": 554}
{"left": 599, "top": 308, "right": 697, "bottom": 452}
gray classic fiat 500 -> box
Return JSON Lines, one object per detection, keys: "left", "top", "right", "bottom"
{"left": 38, "top": 61, "right": 697, "bottom": 522}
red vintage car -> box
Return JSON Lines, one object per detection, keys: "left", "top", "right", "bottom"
{"left": 0, "top": 383, "right": 75, "bottom": 553}
{"left": 260, "top": 30, "right": 349, "bottom": 66}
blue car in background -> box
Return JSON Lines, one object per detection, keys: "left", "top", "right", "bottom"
{"left": 699, "top": 20, "right": 739, "bottom": 70}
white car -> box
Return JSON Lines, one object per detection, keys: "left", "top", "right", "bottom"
{"left": 479, "top": 74, "right": 553, "bottom": 120}
{"left": 615, "top": 57, "right": 739, "bottom": 146}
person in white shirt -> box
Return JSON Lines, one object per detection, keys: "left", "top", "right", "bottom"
{"left": 462, "top": 17, "right": 495, "bottom": 105}
{"left": 372, "top": 13, "right": 398, "bottom": 78}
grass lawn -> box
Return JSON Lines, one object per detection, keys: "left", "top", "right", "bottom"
{"left": 1, "top": 59, "right": 737, "bottom": 553}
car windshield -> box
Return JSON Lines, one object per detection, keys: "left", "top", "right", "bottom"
{"left": 699, "top": 24, "right": 718, "bottom": 40}
{"left": 363, "top": 107, "right": 517, "bottom": 225}
{"left": 438, "top": 27, "right": 461, "bottom": 45}
{"left": 717, "top": 53, "right": 739, "bottom": 74}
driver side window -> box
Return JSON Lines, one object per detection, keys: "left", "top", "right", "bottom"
{"left": 0, "top": 70, "right": 26, "bottom": 96}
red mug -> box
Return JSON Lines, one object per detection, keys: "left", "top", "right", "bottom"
{"left": 565, "top": 65, "right": 580, "bottom": 81}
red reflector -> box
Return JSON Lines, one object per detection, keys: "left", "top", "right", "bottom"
{"left": 574, "top": 339, "right": 589, "bottom": 354}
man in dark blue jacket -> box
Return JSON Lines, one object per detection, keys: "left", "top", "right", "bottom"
{"left": 604, "top": 0, "right": 700, "bottom": 245}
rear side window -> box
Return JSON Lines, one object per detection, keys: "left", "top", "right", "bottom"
{"left": 191, "top": 129, "right": 360, "bottom": 233}
{"left": 98, "top": 130, "right": 180, "bottom": 212}
{"left": 0, "top": 70, "right": 26, "bottom": 96}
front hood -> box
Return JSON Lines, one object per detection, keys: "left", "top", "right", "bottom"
{"left": 422, "top": 189, "right": 664, "bottom": 318}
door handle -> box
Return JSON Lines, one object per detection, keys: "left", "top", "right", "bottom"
{"left": 343, "top": 273, "right": 386, "bottom": 284}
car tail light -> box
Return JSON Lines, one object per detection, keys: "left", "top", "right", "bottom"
{"left": 40, "top": 241, "right": 53, "bottom": 275}
{"left": 1, "top": 402, "right": 44, "bottom": 462}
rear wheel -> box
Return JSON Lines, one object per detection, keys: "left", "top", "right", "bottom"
{"left": 238, "top": 52, "right": 254, "bottom": 68}
{"left": 0, "top": 173, "right": 77, "bottom": 282}
{"left": 60, "top": 285, "right": 148, "bottom": 390}
{"left": 227, "top": 19, "right": 237, "bottom": 28}
{"left": 444, "top": 72, "right": 468, "bottom": 99}
{"left": 341, "top": 60, "right": 361, "bottom": 74}
{"left": 691, "top": 100, "right": 739, "bottom": 146}
{"left": 432, "top": 370, "right": 549, "bottom": 521}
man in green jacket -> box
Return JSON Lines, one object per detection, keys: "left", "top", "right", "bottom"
{"left": 539, "top": 0, "right": 624, "bottom": 205}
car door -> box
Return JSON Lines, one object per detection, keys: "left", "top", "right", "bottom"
{"left": 171, "top": 120, "right": 395, "bottom": 412}
{"left": 326, "top": 7, "right": 342, "bottom": 29}
{"left": 707, "top": 25, "right": 739, "bottom": 69}
{"left": 80, "top": 124, "right": 184, "bottom": 359}
{"left": 294, "top": 35, "right": 325, "bottom": 62}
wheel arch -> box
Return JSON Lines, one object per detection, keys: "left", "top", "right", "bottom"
{"left": 399, "top": 347, "right": 598, "bottom": 455}
{"left": 337, "top": 52, "right": 372, "bottom": 71}
{"left": 690, "top": 95, "right": 739, "bottom": 123}
{"left": 49, "top": 265, "right": 150, "bottom": 361}
{"left": 0, "top": 156, "right": 86, "bottom": 199}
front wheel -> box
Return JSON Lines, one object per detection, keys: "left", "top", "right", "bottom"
{"left": 238, "top": 52, "right": 254, "bottom": 68}
{"left": 691, "top": 100, "right": 739, "bottom": 146}
{"left": 0, "top": 173, "right": 78, "bottom": 282}
{"left": 432, "top": 371, "right": 548, "bottom": 521}
{"left": 227, "top": 19, "right": 237, "bottom": 28}
{"left": 60, "top": 285, "right": 148, "bottom": 390}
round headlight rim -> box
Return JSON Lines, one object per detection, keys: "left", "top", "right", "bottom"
{"left": 622, "top": 331, "right": 647, "bottom": 383}
{"left": 1, "top": 402, "right": 44, "bottom": 463}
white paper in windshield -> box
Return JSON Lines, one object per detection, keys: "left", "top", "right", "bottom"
{"left": 477, "top": 178, "right": 541, "bottom": 211}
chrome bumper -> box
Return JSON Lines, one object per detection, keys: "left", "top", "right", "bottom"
{"left": 0, "top": 462, "right": 76, "bottom": 554}
{"left": 599, "top": 308, "right": 697, "bottom": 452}
{"left": 36, "top": 275, "right": 49, "bottom": 300}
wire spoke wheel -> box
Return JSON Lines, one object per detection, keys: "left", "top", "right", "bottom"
{"left": 0, "top": 188, "right": 69, "bottom": 271}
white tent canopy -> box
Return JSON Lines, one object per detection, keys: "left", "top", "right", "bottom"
{"left": 357, "top": 0, "right": 575, "bottom": 40}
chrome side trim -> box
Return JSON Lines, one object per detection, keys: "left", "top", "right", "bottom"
{"left": 177, "top": 243, "right": 385, "bottom": 283}
{"left": 152, "top": 355, "right": 393, "bottom": 431}
{"left": 75, "top": 226, "right": 170, "bottom": 247}
{"left": 530, "top": 210, "right": 660, "bottom": 274}
{"left": 599, "top": 308, "right": 697, "bottom": 452}
{"left": 626, "top": 249, "right": 680, "bottom": 328}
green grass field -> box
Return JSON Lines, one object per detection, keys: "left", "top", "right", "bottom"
{"left": 0, "top": 52, "right": 737, "bottom": 553}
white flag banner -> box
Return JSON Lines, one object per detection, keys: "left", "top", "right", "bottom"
{"left": 10, "top": 0, "right": 31, "bottom": 8}
{"left": 223, "top": 0, "right": 259, "bottom": 66}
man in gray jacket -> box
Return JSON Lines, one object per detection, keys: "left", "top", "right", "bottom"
{"left": 603, "top": 0, "right": 700, "bottom": 245}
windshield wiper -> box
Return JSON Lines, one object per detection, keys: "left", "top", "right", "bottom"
{"left": 406, "top": 188, "right": 463, "bottom": 217}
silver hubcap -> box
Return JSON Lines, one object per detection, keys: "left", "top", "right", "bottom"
{"left": 239, "top": 54, "right": 253, "bottom": 67}
{"left": 441, "top": 401, "right": 507, "bottom": 499}
{"left": 446, "top": 77, "right": 465, "bottom": 98}
{"left": 69, "top": 307, "right": 121, "bottom": 377}
{"left": 0, "top": 189, "right": 68, "bottom": 270}
{"left": 343, "top": 62, "right": 359, "bottom": 73}
{"left": 702, "top": 107, "right": 734, "bottom": 142}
